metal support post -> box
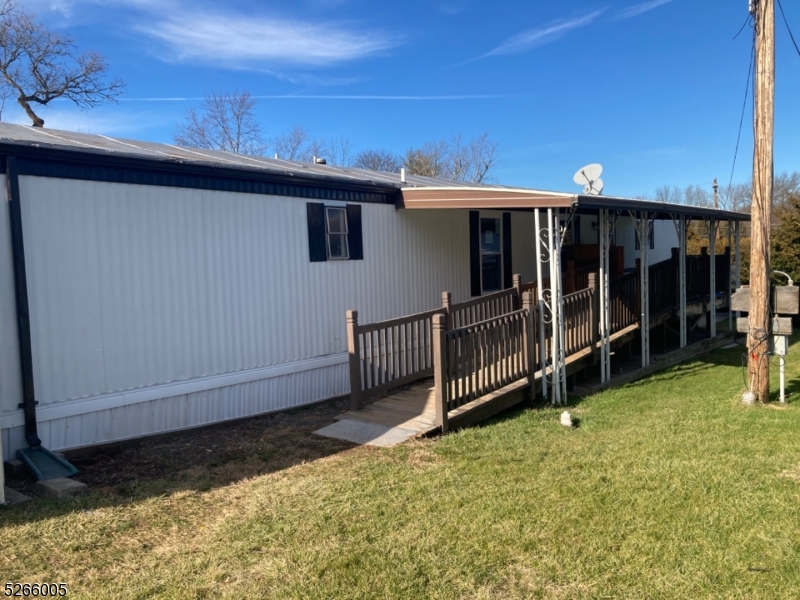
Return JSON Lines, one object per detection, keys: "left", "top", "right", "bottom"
{"left": 599, "top": 209, "right": 612, "bottom": 384}
{"left": 637, "top": 212, "right": 650, "bottom": 367}
{"left": 534, "top": 209, "right": 547, "bottom": 399}
{"left": 728, "top": 219, "right": 734, "bottom": 332}
{"left": 547, "top": 208, "right": 562, "bottom": 406}
{"left": 554, "top": 213, "right": 568, "bottom": 401}
{"left": 679, "top": 216, "right": 687, "bottom": 347}
{"left": 709, "top": 219, "right": 717, "bottom": 338}
{"left": 780, "top": 355, "right": 786, "bottom": 404}
{"left": 734, "top": 221, "right": 741, "bottom": 319}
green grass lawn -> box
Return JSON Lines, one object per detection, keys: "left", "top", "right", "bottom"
{"left": 3, "top": 338, "right": 800, "bottom": 599}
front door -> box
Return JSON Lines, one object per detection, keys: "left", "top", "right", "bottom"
{"left": 480, "top": 216, "right": 502, "bottom": 293}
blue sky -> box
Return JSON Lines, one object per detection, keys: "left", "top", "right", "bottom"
{"left": 11, "top": 0, "right": 800, "bottom": 198}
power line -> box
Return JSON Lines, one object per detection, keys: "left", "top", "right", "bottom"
{"left": 728, "top": 31, "right": 755, "bottom": 191}
{"left": 776, "top": 0, "right": 800, "bottom": 57}
{"left": 733, "top": 13, "right": 753, "bottom": 39}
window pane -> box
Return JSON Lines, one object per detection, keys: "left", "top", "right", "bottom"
{"left": 326, "top": 207, "right": 347, "bottom": 234}
{"left": 328, "top": 233, "right": 349, "bottom": 259}
{"left": 480, "top": 218, "right": 500, "bottom": 253}
{"left": 482, "top": 254, "right": 501, "bottom": 292}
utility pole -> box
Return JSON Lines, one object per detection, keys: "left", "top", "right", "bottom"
{"left": 749, "top": 0, "right": 774, "bottom": 403}
{"left": 713, "top": 178, "right": 719, "bottom": 210}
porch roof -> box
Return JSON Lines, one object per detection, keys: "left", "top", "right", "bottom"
{"left": 399, "top": 186, "right": 751, "bottom": 222}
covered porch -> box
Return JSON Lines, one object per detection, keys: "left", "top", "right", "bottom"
{"left": 320, "top": 189, "right": 750, "bottom": 445}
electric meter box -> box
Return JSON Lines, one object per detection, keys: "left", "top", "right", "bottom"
{"left": 771, "top": 335, "right": 789, "bottom": 357}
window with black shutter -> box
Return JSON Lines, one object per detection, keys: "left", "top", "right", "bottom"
{"left": 307, "top": 202, "right": 363, "bottom": 262}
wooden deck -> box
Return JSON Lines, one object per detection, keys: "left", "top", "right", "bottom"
{"left": 336, "top": 383, "right": 438, "bottom": 436}
{"left": 337, "top": 322, "right": 642, "bottom": 438}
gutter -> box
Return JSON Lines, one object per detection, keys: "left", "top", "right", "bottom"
{"left": 5, "top": 156, "right": 41, "bottom": 447}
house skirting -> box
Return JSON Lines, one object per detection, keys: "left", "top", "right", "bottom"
{"left": 0, "top": 354, "right": 349, "bottom": 458}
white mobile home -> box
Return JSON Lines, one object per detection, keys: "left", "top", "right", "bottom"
{"left": 0, "top": 125, "right": 745, "bottom": 459}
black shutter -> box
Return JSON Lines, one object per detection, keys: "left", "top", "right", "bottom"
{"left": 470, "top": 211, "right": 481, "bottom": 297}
{"left": 307, "top": 202, "right": 327, "bottom": 262}
{"left": 502, "top": 212, "right": 512, "bottom": 289}
{"left": 574, "top": 215, "right": 581, "bottom": 246}
{"left": 346, "top": 204, "right": 363, "bottom": 260}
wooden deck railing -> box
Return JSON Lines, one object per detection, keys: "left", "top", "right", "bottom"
{"left": 609, "top": 271, "right": 640, "bottom": 333}
{"left": 434, "top": 303, "right": 535, "bottom": 432}
{"left": 648, "top": 257, "right": 677, "bottom": 316}
{"left": 346, "top": 307, "right": 445, "bottom": 409}
{"left": 348, "top": 252, "right": 730, "bottom": 414}
{"left": 445, "top": 287, "right": 519, "bottom": 330}
{"left": 562, "top": 286, "right": 596, "bottom": 356}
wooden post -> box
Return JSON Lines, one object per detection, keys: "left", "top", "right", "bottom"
{"left": 441, "top": 291, "right": 452, "bottom": 324}
{"left": 432, "top": 313, "right": 449, "bottom": 433}
{"left": 749, "top": 0, "right": 774, "bottom": 403}
{"left": 513, "top": 274, "right": 522, "bottom": 309}
{"left": 522, "top": 291, "right": 536, "bottom": 398}
{"left": 346, "top": 310, "right": 362, "bottom": 410}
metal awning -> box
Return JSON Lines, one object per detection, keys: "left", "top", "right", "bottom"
{"left": 398, "top": 187, "right": 751, "bottom": 222}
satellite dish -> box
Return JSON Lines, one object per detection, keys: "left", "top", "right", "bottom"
{"left": 573, "top": 163, "right": 604, "bottom": 195}
{"left": 584, "top": 177, "right": 604, "bottom": 195}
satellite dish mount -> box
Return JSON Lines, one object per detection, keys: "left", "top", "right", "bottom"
{"left": 573, "top": 163, "right": 604, "bottom": 196}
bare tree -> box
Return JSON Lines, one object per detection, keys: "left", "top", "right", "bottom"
{"left": 403, "top": 140, "right": 449, "bottom": 178}
{"left": 174, "top": 91, "right": 266, "bottom": 155}
{"left": 352, "top": 149, "right": 402, "bottom": 172}
{"left": 448, "top": 133, "right": 499, "bottom": 183}
{"left": 0, "top": 0, "right": 124, "bottom": 127}
{"left": 271, "top": 125, "right": 314, "bottom": 161}
{"left": 403, "top": 133, "right": 499, "bottom": 182}
{"left": 320, "top": 134, "right": 353, "bottom": 166}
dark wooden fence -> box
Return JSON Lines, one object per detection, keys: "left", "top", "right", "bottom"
{"left": 445, "top": 288, "right": 519, "bottom": 331}
{"left": 648, "top": 257, "right": 677, "bottom": 316}
{"left": 347, "top": 247, "right": 733, "bottom": 416}
{"left": 609, "top": 271, "right": 640, "bottom": 333}
{"left": 562, "top": 286, "right": 596, "bottom": 356}
{"left": 439, "top": 308, "right": 532, "bottom": 414}
{"left": 346, "top": 307, "right": 445, "bottom": 409}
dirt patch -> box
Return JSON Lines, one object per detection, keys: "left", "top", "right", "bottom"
{"left": 6, "top": 397, "right": 357, "bottom": 495}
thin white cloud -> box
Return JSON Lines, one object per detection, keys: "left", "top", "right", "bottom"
{"left": 468, "top": 9, "right": 607, "bottom": 62}
{"left": 123, "top": 94, "right": 512, "bottom": 102}
{"left": 5, "top": 107, "right": 173, "bottom": 135}
{"left": 612, "top": 0, "right": 673, "bottom": 21}
{"left": 137, "top": 10, "right": 400, "bottom": 68}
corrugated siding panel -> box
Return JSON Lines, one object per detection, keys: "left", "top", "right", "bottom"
{"left": 13, "top": 363, "right": 347, "bottom": 452}
{"left": 20, "top": 176, "right": 472, "bottom": 405}
{"left": 0, "top": 174, "right": 23, "bottom": 416}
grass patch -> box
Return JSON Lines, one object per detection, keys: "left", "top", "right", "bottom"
{"left": 3, "top": 337, "right": 800, "bottom": 598}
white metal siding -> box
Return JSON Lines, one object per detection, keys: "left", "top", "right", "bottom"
{"left": 20, "top": 177, "right": 472, "bottom": 406}
{"left": 1, "top": 176, "right": 571, "bottom": 456}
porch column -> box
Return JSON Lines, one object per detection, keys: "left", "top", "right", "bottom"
{"left": 728, "top": 219, "right": 734, "bottom": 332}
{"left": 547, "top": 208, "right": 563, "bottom": 406}
{"left": 599, "top": 209, "right": 612, "bottom": 384}
{"left": 638, "top": 212, "right": 650, "bottom": 367}
{"left": 709, "top": 219, "right": 717, "bottom": 338}
{"left": 679, "top": 215, "right": 687, "bottom": 348}
{"left": 534, "top": 209, "right": 547, "bottom": 399}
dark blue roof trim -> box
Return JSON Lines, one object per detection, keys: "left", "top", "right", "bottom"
{"left": 3, "top": 146, "right": 398, "bottom": 205}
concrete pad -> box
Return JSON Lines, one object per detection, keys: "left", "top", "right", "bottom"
{"left": 36, "top": 477, "right": 88, "bottom": 499}
{"left": 315, "top": 419, "right": 418, "bottom": 447}
{"left": 3, "top": 459, "right": 26, "bottom": 477}
{"left": 2, "top": 487, "right": 32, "bottom": 506}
